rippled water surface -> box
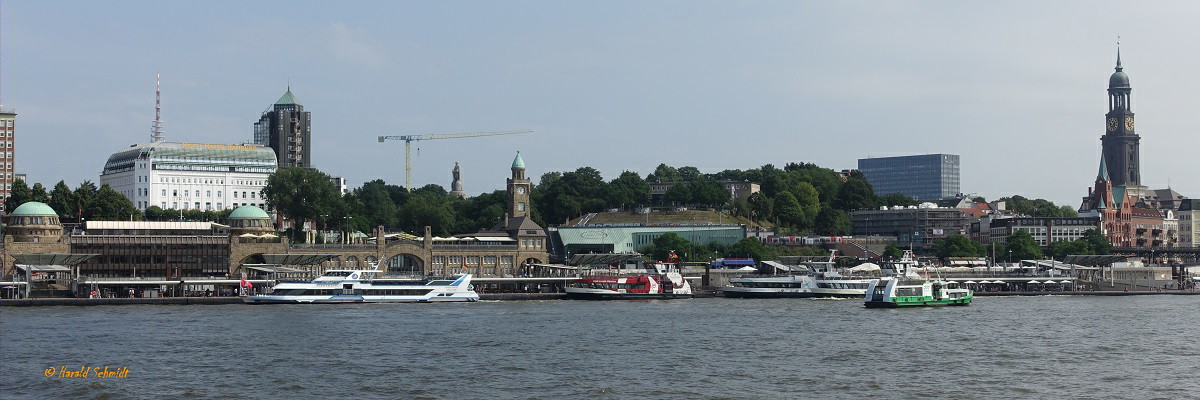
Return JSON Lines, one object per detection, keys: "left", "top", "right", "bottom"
{"left": 4, "top": 296, "right": 1200, "bottom": 399}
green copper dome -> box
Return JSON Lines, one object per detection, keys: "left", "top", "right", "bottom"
{"left": 511, "top": 151, "right": 525, "bottom": 169}
{"left": 10, "top": 202, "right": 57, "bottom": 217}
{"left": 228, "top": 205, "right": 271, "bottom": 219}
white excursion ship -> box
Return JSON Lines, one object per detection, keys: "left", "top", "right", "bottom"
{"left": 722, "top": 274, "right": 815, "bottom": 298}
{"left": 809, "top": 250, "right": 921, "bottom": 298}
{"left": 243, "top": 269, "right": 479, "bottom": 304}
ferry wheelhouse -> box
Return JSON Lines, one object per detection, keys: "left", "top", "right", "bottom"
{"left": 565, "top": 262, "right": 693, "bottom": 300}
{"left": 243, "top": 269, "right": 479, "bottom": 304}
{"left": 864, "top": 278, "right": 972, "bottom": 308}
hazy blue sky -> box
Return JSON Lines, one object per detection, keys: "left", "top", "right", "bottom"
{"left": 5, "top": 1, "right": 1199, "bottom": 206}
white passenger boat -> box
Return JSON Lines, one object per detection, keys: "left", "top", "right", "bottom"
{"left": 809, "top": 250, "right": 920, "bottom": 298}
{"left": 243, "top": 269, "right": 479, "bottom": 304}
{"left": 723, "top": 274, "right": 815, "bottom": 298}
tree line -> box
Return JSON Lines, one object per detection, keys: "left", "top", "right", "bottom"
{"left": 4, "top": 179, "right": 139, "bottom": 221}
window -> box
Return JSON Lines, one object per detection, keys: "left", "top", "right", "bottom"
{"left": 217, "top": 191, "right": 222, "bottom": 197}
{"left": 184, "top": 190, "right": 189, "bottom": 197}
{"left": 162, "top": 189, "right": 167, "bottom": 196}
{"left": 250, "top": 192, "right": 256, "bottom": 199}
{"left": 173, "top": 190, "right": 178, "bottom": 196}
{"left": 233, "top": 192, "right": 238, "bottom": 198}
{"left": 206, "top": 190, "right": 211, "bottom": 197}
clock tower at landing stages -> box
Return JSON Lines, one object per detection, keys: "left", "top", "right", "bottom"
{"left": 507, "top": 151, "right": 531, "bottom": 218}
{"left": 1102, "top": 47, "right": 1141, "bottom": 187}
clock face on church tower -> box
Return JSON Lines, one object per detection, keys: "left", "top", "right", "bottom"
{"left": 1107, "top": 118, "right": 1118, "bottom": 132}
{"left": 1125, "top": 117, "right": 1134, "bottom": 131}
{"left": 517, "top": 186, "right": 526, "bottom": 194}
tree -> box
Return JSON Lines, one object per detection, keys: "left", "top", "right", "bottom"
{"left": 607, "top": 171, "right": 649, "bottom": 210}
{"left": 878, "top": 193, "right": 918, "bottom": 208}
{"left": 791, "top": 182, "right": 821, "bottom": 230}
{"left": 355, "top": 180, "right": 398, "bottom": 229}
{"left": 644, "top": 232, "right": 692, "bottom": 262}
{"left": 262, "top": 168, "right": 341, "bottom": 241}
{"left": 882, "top": 244, "right": 904, "bottom": 260}
{"left": 30, "top": 183, "right": 50, "bottom": 204}
{"left": 932, "top": 234, "right": 986, "bottom": 263}
{"left": 728, "top": 237, "right": 767, "bottom": 262}
{"left": 1002, "top": 230, "right": 1043, "bottom": 261}
{"left": 1047, "top": 239, "right": 1091, "bottom": 260}
{"left": 833, "top": 178, "right": 877, "bottom": 211}
{"left": 677, "top": 166, "right": 701, "bottom": 182}
{"left": 4, "top": 179, "right": 32, "bottom": 213}
{"left": 647, "top": 164, "right": 679, "bottom": 183}
{"left": 85, "top": 184, "right": 140, "bottom": 221}
{"left": 773, "top": 191, "right": 804, "bottom": 229}
{"left": 74, "top": 181, "right": 98, "bottom": 219}
{"left": 48, "top": 181, "right": 75, "bottom": 219}
{"left": 664, "top": 184, "right": 692, "bottom": 206}
{"left": 998, "top": 195, "right": 1076, "bottom": 218}
{"left": 747, "top": 192, "right": 772, "bottom": 222}
{"left": 1082, "top": 228, "right": 1111, "bottom": 255}
{"left": 813, "top": 205, "right": 851, "bottom": 236}
{"left": 688, "top": 176, "right": 728, "bottom": 209}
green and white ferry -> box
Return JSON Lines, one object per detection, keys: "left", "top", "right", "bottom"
{"left": 864, "top": 278, "right": 972, "bottom": 308}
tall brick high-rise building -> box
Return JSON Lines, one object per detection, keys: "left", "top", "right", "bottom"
{"left": 0, "top": 109, "right": 15, "bottom": 203}
{"left": 253, "top": 88, "right": 311, "bottom": 168}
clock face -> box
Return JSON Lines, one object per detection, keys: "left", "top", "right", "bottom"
{"left": 516, "top": 186, "right": 526, "bottom": 194}
{"left": 1107, "top": 117, "right": 1118, "bottom": 132}
{"left": 1125, "top": 117, "right": 1134, "bottom": 131}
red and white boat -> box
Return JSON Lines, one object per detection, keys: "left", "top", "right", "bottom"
{"left": 565, "top": 262, "right": 694, "bottom": 300}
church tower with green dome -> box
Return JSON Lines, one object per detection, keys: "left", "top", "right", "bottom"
{"left": 1101, "top": 47, "right": 1141, "bottom": 189}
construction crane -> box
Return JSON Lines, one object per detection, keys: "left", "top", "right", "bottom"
{"left": 378, "top": 129, "right": 532, "bottom": 191}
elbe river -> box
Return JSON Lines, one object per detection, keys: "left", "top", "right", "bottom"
{"left": 3, "top": 296, "right": 1198, "bottom": 399}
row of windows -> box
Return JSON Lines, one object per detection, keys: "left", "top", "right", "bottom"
{"left": 143, "top": 201, "right": 265, "bottom": 211}
{"left": 431, "top": 255, "right": 514, "bottom": 265}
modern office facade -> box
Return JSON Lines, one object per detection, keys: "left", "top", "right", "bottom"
{"left": 0, "top": 109, "right": 14, "bottom": 202}
{"left": 857, "top": 154, "right": 960, "bottom": 201}
{"left": 253, "top": 88, "right": 311, "bottom": 169}
{"left": 100, "top": 141, "right": 278, "bottom": 212}
{"left": 850, "top": 205, "right": 970, "bottom": 249}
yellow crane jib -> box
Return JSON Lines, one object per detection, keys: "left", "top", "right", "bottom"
{"left": 377, "top": 129, "right": 532, "bottom": 191}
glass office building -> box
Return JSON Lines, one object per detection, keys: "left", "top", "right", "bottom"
{"left": 857, "top": 154, "right": 960, "bottom": 201}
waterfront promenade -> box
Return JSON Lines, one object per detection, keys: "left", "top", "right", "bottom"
{"left": 5, "top": 289, "right": 1199, "bottom": 306}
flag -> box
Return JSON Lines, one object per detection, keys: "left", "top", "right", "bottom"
{"left": 669, "top": 250, "right": 679, "bottom": 260}
{"left": 240, "top": 279, "right": 253, "bottom": 289}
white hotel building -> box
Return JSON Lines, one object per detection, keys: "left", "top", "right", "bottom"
{"left": 101, "top": 142, "right": 277, "bottom": 212}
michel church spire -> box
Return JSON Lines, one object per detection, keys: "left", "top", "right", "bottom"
{"left": 1102, "top": 42, "right": 1140, "bottom": 188}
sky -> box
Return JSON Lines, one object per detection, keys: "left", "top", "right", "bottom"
{"left": 5, "top": 1, "right": 1200, "bottom": 207}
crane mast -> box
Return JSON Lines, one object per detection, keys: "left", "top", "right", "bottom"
{"left": 377, "top": 129, "right": 532, "bottom": 191}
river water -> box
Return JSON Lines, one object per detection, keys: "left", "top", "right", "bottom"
{"left": 3, "top": 296, "right": 1197, "bottom": 399}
